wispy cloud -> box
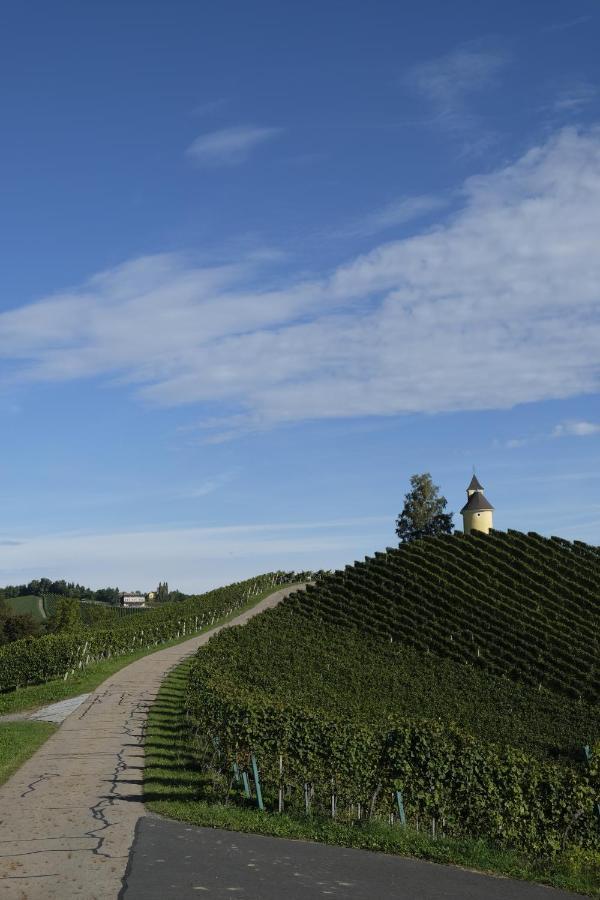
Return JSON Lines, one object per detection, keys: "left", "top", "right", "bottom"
{"left": 405, "top": 42, "right": 508, "bottom": 144}
{"left": 2, "top": 127, "right": 600, "bottom": 442}
{"left": 190, "top": 98, "right": 228, "bottom": 117}
{"left": 335, "top": 193, "right": 451, "bottom": 238}
{"left": 545, "top": 15, "right": 592, "bottom": 32}
{"left": 502, "top": 420, "right": 600, "bottom": 449}
{"left": 184, "top": 471, "right": 239, "bottom": 497}
{"left": 186, "top": 125, "right": 282, "bottom": 166}
{"left": 0, "top": 518, "right": 390, "bottom": 592}
{"left": 553, "top": 81, "right": 597, "bottom": 113}
{"left": 553, "top": 421, "right": 600, "bottom": 438}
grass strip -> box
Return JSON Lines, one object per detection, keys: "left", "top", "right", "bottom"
{"left": 0, "top": 721, "right": 57, "bottom": 785}
{"left": 0, "top": 586, "right": 288, "bottom": 717}
{"left": 144, "top": 660, "right": 600, "bottom": 898}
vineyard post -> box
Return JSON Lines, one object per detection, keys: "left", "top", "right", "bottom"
{"left": 251, "top": 754, "right": 264, "bottom": 811}
{"left": 583, "top": 746, "right": 600, "bottom": 819}
{"left": 278, "top": 754, "right": 284, "bottom": 813}
{"left": 241, "top": 770, "right": 251, "bottom": 798}
{"left": 395, "top": 790, "right": 406, "bottom": 826}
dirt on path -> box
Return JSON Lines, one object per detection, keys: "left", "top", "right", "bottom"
{"left": 0, "top": 585, "right": 302, "bottom": 900}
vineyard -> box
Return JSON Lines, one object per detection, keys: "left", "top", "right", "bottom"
{"left": 0, "top": 573, "right": 285, "bottom": 693}
{"left": 185, "top": 530, "right": 600, "bottom": 855}
{"left": 287, "top": 529, "right": 600, "bottom": 702}
{"left": 42, "top": 596, "right": 146, "bottom": 623}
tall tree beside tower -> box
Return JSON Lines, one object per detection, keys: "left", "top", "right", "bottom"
{"left": 395, "top": 473, "right": 454, "bottom": 543}
{"left": 156, "top": 581, "right": 170, "bottom": 603}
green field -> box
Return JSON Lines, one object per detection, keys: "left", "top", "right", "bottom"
{"left": 4, "top": 595, "right": 46, "bottom": 622}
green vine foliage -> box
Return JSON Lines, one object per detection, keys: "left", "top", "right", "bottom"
{"left": 187, "top": 661, "right": 600, "bottom": 853}
{"left": 188, "top": 609, "right": 600, "bottom": 762}
{"left": 185, "top": 531, "right": 600, "bottom": 854}
{"left": 0, "top": 574, "right": 282, "bottom": 692}
{"left": 286, "top": 530, "right": 600, "bottom": 702}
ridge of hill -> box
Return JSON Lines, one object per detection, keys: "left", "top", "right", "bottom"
{"left": 285, "top": 529, "right": 600, "bottom": 702}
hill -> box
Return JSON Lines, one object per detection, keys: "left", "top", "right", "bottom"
{"left": 286, "top": 529, "right": 600, "bottom": 702}
{"left": 185, "top": 530, "right": 600, "bottom": 855}
{"left": 194, "top": 606, "right": 600, "bottom": 762}
{"left": 3, "top": 595, "right": 46, "bottom": 623}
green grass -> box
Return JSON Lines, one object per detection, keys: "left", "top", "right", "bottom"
{"left": 0, "top": 585, "right": 289, "bottom": 717}
{"left": 0, "top": 721, "right": 57, "bottom": 785}
{"left": 4, "top": 595, "right": 46, "bottom": 622}
{"left": 144, "top": 660, "right": 600, "bottom": 897}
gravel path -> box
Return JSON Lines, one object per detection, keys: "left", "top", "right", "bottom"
{"left": 0, "top": 586, "right": 301, "bottom": 900}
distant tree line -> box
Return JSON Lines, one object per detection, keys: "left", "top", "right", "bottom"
{"left": 0, "top": 578, "right": 120, "bottom": 605}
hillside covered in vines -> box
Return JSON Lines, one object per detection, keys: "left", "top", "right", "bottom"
{"left": 185, "top": 531, "right": 600, "bottom": 853}
{"left": 286, "top": 529, "right": 600, "bottom": 702}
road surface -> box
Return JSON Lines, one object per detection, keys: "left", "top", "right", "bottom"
{"left": 0, "top": 585, "right": 301, "bottom": 899}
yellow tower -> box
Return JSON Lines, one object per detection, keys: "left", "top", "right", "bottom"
{"left": 461, "top": 474, "right": 494, "bottom": 534}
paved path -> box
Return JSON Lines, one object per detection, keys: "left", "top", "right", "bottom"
{"left": 0, "top": 586, "right": 301, "bottom": 900}
{"left": 0, "top": 693, "right": 90, "bottom": 724}
{"left": 122, "top": 818, "right": 581, "bottom": 900}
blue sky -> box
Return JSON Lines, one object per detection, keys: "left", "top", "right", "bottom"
{"left": 1, "top": 1, "right": 599, "bottom": 591}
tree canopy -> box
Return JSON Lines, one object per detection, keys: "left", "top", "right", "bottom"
{"left": 47, "top": 597, "right": 81, "bottom": 633}
{"left": 395, "top": 473, "right": 454, "bottom": 543}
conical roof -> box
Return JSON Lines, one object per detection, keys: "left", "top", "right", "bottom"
{"left": 460, "top": 491, "right": 494, "bottom": 514}
{"left": 467, "top": 474, "right": 484, "bottom": 492}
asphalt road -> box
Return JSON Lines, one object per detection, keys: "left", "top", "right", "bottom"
{"left": 121, "top": 817, "right": 581, "bottom": 900}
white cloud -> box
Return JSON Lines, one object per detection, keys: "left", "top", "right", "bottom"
{"left": 545, "top": 15, "right": 593, "bottom": 32}
{"left": 405, "top": 43, "right": 507, "bottom": 138}
{"left": 553, "top": 420, "right": 600, "bottom": 438}
{"left": 190, "top": 98, "right": 228, "bottom": 117}
{"left": 554, "top": 82, "right": 597, "bottom": 113}
{"left": 1, "top": 127, "right": 600, "bottom": 439}
{"left": 501, "top": 419, "right": 600, "bottom": 448}
{"left": 336, "top": 194, "right": 451, "bottom": 238}
{"left": 0, "top": 518, "right": 389, "bottom": 592}
{"left": 184, "top": 471, "right": 238, "bottom": 497}
{"left": 186, "top": 125, "right": 282, "bottom": 166}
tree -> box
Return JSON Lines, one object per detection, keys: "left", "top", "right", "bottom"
{"left": 94, "top": 587, "right": 120, "bottom": 605}
{"left": 3, "top": 613, "right": 39, "bottom": 642}
{"left": 395, "top": 473, "right": 454, "bottom": 543}
{"left": 47, "top": 597, "right": 81, "bottom": 633}
{"left": 156, "top": 582, "right": 170, "bottom": 603}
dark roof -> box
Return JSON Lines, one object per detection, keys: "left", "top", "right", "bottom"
{"left": 467, "top": 474, "right": 484, "bottom": 492}
{"left": 460, "top": 491, "right": 494, "bottom": 513}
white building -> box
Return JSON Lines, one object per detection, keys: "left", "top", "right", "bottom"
{"left": 119, "top": 592, "right": 146, "bottom": 608}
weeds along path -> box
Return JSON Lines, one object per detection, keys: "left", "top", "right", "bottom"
{"left": 0, "top": 585, "right": 303, "bottom": 900}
